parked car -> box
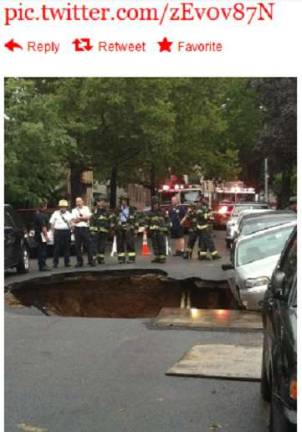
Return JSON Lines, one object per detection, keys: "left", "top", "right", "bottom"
{"left": 4, "top": 204, "right": 30, "bottom": 273}
{"left": 237, "top": 210, "right": 296, "bottom": 239}
{"left": 223, "top": 221, "right": 296, "bottom": 310}
{"left": 230, "top": 210, "right": 296, "bottom": 263}
{"left": 225, "top": 202, "right": 270, "bottom": 247}
{"left": 261, "top": 227, "right": 297, "bottom": 431}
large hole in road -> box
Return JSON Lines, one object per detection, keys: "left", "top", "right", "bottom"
{"left": 5, "top": 270, "right": 237, "bottom": 318}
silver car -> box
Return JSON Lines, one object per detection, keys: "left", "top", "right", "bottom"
{"left": 224, "top": 221, "right": 296, "bottom": 310}
{"left": 225, "top": 203, "right": 270, "bottom": 247}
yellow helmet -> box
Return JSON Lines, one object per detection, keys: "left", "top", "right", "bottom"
{"left": 58, "top": 199, "right": 69, "bottom": 207}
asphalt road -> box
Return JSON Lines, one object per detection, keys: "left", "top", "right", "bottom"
{"left": 5, "top": 230, "right": 230, "bottom": 283}
{"left": 5, "top": 231, "right": 269, "bottom": 432}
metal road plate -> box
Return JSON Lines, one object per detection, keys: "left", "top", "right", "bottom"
{"left": 154, "top": 308, "right": 262, "bottom": 330}
{"left": 166, "top": 344, "right": 262, "bottom": 381}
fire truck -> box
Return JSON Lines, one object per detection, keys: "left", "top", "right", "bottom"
{"left": 157, "top": 179, "right": 258, "bottom": 229}
{"left": 212, "top": 181, "right": 258, "bottom": 228}
{"left": 158, "top": 184, "right": 203, "bottom": 211}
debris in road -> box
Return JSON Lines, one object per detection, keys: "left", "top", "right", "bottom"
{"left": 17, "top": 423, "right": 48, "bottom": 432}
{"left": 154, "top": 307, "right": 262, "bottom": 330}
{"left": 166, "top": 344, "right": 262, "bottom": 381}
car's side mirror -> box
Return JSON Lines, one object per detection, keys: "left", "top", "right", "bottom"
{"left": 222, "top": 263, "right": 234, "bottom": 271}
{"left": 271, "top": 270, "right": 286, "bottom": 299}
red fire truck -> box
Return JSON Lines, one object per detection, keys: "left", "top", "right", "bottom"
{"left": 158, "top": 184, "right": 203, "bottom": 211}
{"left": 212, "top": 181, "right": 258, "bottom": 228}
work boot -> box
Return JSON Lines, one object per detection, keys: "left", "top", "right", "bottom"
{"left": 118, "top": 257, "right": 126, "bottom": 264}
{"left": 97, "top": 256, "right": 105, "bottom": 264}
{"left": 75, "top": 263, "right": 83, "bottom": 268}
{"left": 173, "top": 250, "right": 183, "bottom": 257}
{"left": 198, "top": 253, "right": 207, "bottom": 261}
{"left": 183, "top": 251, "right": 192, "bottom": 260}
{"left": 159, "top": 257, "right": 166, "bottom": 264}
{"left": 212, "top": 252, "right": 221, "bottom": 260}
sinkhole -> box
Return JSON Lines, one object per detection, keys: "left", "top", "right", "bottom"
{"left": 5, "top": 270, "right": 237, "bottom": 318}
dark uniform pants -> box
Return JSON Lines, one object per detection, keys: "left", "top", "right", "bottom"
{"left": 117, "top": 229, "right": 136, "bottom": 261}
{"left": 74, "top": 227, "right": 93, "bottom": 265}
{"left": 198, "top": 228, "right": 215, "bottom": 253}
{"left": 37, "top": 240, "right": 47, "bottom": 270}
{"left": 187, "top": 230, "right": 198, "bottom": 253}
{"left": 96, "top": 232, "right": 107, "bottom": 261}
{"left": 53, "top": 229, "right": 71, "bottom": 266}
{"left": 151, "top": 231, "right": 166, "bottom": 258}
{"left": 186, "top": 229, "right": 217, "bottom": 257}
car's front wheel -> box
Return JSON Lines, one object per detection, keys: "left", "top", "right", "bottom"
{"left": 269, "top": 394, "right": 294, "bottom": 432}
{"left": 260, "top": 343, "right": 271, "bottom": 402}
{"left": 16, "top": 245, "right": 30, "bottom": 273}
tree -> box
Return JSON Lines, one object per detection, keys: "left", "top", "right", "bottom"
{"left": 251, "top": 78, "right": 297, "bottom": 206}
{"left": 5, "top": 77, "right": 295, "bottom": 209}
{"left": 56, "top": 78, "right": 176, "bottom": 206}
{"left": 5, "top": 78, "right": 75, "bottom": 207}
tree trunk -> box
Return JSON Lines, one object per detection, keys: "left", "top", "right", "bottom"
{"left": 279, "top": 165, "right": 292, "bottom": 208}
{"left": 110, "top": 166, "right": 117, "bottom": 209}
{"left": 150, "top": 163, "right": 156, "bottom": 200}
{"left": 70, "top": 164, "right": 85, "bottom": 206}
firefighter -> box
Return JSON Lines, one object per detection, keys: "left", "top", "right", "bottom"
{"left": 146, "top": 196, "right": 170, "bottom": 263}
{"left": 114, "top": 194, "right": 139, "bottom": 264}
{"left": 182, "top": 197, "right": 221, "bottom": 260}
{"left": 90, "top": 196, "right": 112, "bottom": 264}
{"left": 181, "top": 202, "right": 198, "bottom": 259}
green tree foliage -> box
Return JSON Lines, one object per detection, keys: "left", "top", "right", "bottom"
{"left": 4, "top": 77, "right": 296, "bottom": 208}
{"left": 250, "top": 78, "right": 297, "bottom": 206}
{"left": 5, "top": 78, "right": 75, "bottom": 206}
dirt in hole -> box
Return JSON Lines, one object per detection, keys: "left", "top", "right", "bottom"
{"left": 5, "top": 272, "right": 236, "bottom": 318}
{"left": 6, "top": 273, "right": 183, "bottom": 318}
{"left": 189, "top": 281, "right": 238, "bottom": 309}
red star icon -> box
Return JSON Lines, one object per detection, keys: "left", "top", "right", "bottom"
{"left": 158, "top": 37, "right": 173, "bottom": 52}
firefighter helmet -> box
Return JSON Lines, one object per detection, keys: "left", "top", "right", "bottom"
{"left": 58, "top": 199, "right": 69, "bottom": 207}
{"left": 96, "top": 195, "right": 108, "bottom": 203}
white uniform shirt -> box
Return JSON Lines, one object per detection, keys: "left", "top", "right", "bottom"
{"left": 71, "top": 206, "right": 91, "bottom": 228}
{"left": 49, "top": 210, "right": 72, "bottom": 230}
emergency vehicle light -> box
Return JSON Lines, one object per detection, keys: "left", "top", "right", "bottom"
{"left": 162, "top": 185, "right": 170, "bottom": 191}
{"left": 218, "top": 206, "right": 228, "bottom": 214}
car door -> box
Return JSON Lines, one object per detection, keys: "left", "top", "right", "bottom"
{"left": 264, "top": 231, "right": 297, "bottom": 386}
{"left": 4, "top": 207, "right": 18, "bottom": 268}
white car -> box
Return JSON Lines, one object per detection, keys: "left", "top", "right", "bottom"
{"left": 225, "top": 203, "right": 270, "bottom": 247}
{"left": 223, "top": 221, "right": 296, "bottom": 310}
